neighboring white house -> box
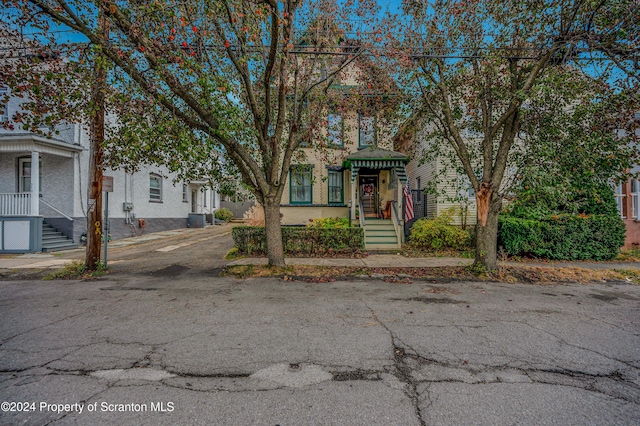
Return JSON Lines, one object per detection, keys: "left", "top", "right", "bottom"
{"left": 0, "top": 92, "right": 220, "bottom": 253}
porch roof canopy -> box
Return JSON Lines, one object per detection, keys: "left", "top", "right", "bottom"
{"left": 0, "top": 133, "right": 85, "bottom": 158}
{"left": 343, "top": 147, "right": 409, "bottom": 183}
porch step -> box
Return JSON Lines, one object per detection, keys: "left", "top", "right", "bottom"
{"left": 41, "top": 222, "right": 77, "bottom": 252}
{"left": 364, "top": 219, "right": 401, "bottom": 250}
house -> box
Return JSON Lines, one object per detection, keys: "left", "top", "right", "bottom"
{"left": 616, "top": 170, "right": 640, "bottom": 248}
{"left": 278, "top": 62, "right": 410, "bottom": 250}
{"left": 393, "top": 114, "right": 479, "bottom": 231}
{"left": 0, "top": 98, "right": 220, "bottom": 254}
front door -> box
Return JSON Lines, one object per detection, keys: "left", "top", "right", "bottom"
{"left": 359, "top": 175, "right": 378, "bottom": 218}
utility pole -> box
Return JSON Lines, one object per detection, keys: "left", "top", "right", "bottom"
{"left": 85, "top": 8, "right": 108, "bottom": 270}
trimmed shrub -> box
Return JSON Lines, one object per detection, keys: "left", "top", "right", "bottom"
{"left": 214, "top": 208, "right": 235, "bottom": 222}
{"left": 498, "top": 214, "right": 625, "bottom": 260}
{"left": 307, "top": 217, "right": 350, "bottom": 228}
{"left": 409, "top": 210, "right": 471, "bottom": 250}
{"left": 232, "top": 226, "right": 365, "bottom": 256}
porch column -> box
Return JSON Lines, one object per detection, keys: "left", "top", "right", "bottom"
{"left": 30, "top": 151, "right": 39, "bottom": 216}
{"left": 398, "top": 181, "right": 403, "bottom": 221}
{"left": 350, "top": 176, "right": 356, "bottom": 221}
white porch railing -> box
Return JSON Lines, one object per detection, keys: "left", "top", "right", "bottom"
{"left": 0, "top": 193, "right": 31, "bottom": 216}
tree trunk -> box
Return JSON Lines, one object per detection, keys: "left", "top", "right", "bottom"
{"left": 263, "top": 200, "right": 286, "bottom": 267}
{"left": 85, "top": 9, "right": 107, "bottom": 271}
{"left": 474, "top": 193, "right": 502, "bottom": 272}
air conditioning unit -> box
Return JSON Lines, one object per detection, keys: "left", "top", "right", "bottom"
{"left": 123, "top": 202, "right": 134, "bottom": 211}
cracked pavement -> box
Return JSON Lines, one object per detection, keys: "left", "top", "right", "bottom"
{"left": 0, "top": 236, "right": 639, "bottom": 424}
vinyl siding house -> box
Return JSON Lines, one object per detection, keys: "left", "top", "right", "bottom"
{"left": 0, "top": 93, "right": 220, "bottom": 253}
{"left": 394, "top": 118, "right": 479, "bottom": 229}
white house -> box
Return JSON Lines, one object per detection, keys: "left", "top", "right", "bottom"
{"left": 0, "top": 95, "right": 220, "bottom": 253}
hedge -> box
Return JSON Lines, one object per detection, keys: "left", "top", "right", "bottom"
{"left": 232, "top": 226, "right": 365, "bottom": 256}
{"left": 498, "top": 214, "right": 625, "bottom": 260}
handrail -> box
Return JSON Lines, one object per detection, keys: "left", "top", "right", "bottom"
{"left": 40, "top": 199, "right": 74, "bottom": 222}
{"left": 390, "top": 200, "right": 402, "bottom": 244}
{"left": 358, "top": 194, "right": 365, "bottom": 228}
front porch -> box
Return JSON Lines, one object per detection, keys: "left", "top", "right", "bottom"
{"left": 0, "top": 133, "right": 84, "bottom": 253}
{"left": 343, "top": 148, "right": 410, "bottom": 250}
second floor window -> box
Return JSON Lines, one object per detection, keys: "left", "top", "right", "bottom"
{"left": 327, "top": 113, "right": 343, "bottom": 147}
{"left": 0, "top": 87, "right": 9, "bottom": 123}
{"left": 358, "top": 113, "right": 375, "bottom": 148}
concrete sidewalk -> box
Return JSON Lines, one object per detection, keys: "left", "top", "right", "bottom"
{"left": 0, "top": 225, "right": 232, "bottom": 270}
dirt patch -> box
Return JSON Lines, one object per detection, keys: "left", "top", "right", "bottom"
{"left": 148, "top": 264, "right": 191, "bottom": 277}
{"left": 222, "top": 264, "right": 640, "bottom": 285}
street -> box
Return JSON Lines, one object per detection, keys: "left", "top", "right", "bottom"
{"left": 0, "top": 230, "right": 639, "bottom": 425}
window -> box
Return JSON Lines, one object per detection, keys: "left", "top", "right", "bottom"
{"left": 328, "top": 170, "right": 343, "bottom": 204}
{"left": 182, "top": 184, "right": 188, "bottom": 203}
{"left": 358, "top": 113, "right": 375, "bottom": 148}
{"left": 416, "top": 177, "right": 421, "bottom": 202}
{"left": 290, "top": 166, "right": 312, "bottom": 204}
{"left": 458, "top": 174, "right": 475, "bottom": 199}
{"left": 18, "top": 158, "right": 42, "bottom": 193}
{"left": 0, "top": 86, "right": 8, "bottom": 122}
{"left": 150, "top": 174, "right": 163, "bottom": 202}
{"left": 614, "top": 183, "right": 625, "bottom": 218}
{"left": 327, "top": 113, "right": 343, "bottom": 147}
{"left": 632, "top": 179, "right": 639, "bottom": 220}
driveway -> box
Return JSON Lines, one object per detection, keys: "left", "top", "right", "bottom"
{"left": 0, "top": 267, "right": 638, "bottom": 425}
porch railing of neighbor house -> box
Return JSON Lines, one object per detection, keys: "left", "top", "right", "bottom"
{"left": 0, "top": 193, "right": 31, "bottom": 216}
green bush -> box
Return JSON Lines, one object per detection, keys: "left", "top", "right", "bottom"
{"left": 214, "top": 208, "right": 235, "bottom": 222}
{"left": 232, "top": 226, "right": 364, "bottom": 256}
{"left": 307, "top": 217, "right": 350, "bottom": 228}
{"left": 498, "top": 214, "right": 625, "bottom": 260}
{"left": 409, "top": 209, "right": 471, "bottom": 250}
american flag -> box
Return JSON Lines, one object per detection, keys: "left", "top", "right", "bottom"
{"left": 404, "top": 177, "right": 414, "bottom": 221}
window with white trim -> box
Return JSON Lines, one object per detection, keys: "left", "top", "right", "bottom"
{"left": 182, "top": 184, "right": 188, "bottom": 203}
{"left": 18, "top": 158, "right": 42, "bottom": 193}
{"left": 0, "top": 86, "right": 8, "bottom": 122}
{"left": 632, "top": 179, "right": 639, "bottom": 220}
{"left": 150, "top": 174, "right": 163, "bottom": 202}
{"left": 614, "top": 183, "right": 625, "bottom": 218}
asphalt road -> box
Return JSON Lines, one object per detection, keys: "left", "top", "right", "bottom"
{"left": 0, "top": 229, "right": 639, "bottom": 425}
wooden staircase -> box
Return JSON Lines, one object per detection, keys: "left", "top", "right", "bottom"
{"left": 42, "top": 221, "right": 77, "bottom": 252}
{"left": 364, "top": 219, "right": 401, "bottom": 250}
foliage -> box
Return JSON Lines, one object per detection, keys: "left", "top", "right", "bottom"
{"left": 232, "top": 226, "right": 364, "bottom": 256}
{"left": 393, "top": 0, "right": 639, "bottom": 270}
{"left": 307, "top": 217, "right": 350, "bottom": 228}
{"left": 214, "top": 208, "right": 235, "bottom": 222}
{"left": 9, "top": 0, "right": 389, "bottom": 267}
{"left": 409, "top": 209, "right": 472, "bottom": 251}
{"left": 498, "top": 214, "right": 625, "bottom": 260}
{"left": 43, "top": 260, "right": 108, "bottom": 280}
